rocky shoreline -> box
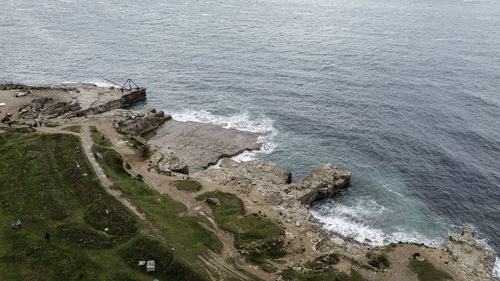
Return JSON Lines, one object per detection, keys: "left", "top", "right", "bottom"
{"left": 1, "top": 83, "right": 497, "bottom": 280}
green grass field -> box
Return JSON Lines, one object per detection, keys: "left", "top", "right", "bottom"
{"left": 0, "top": 129, "right": 213, "bottom": 280}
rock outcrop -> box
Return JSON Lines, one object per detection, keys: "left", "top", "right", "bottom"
{"left": 442, "top": 226, "right": 496, "bottom": 281}
{"left": 147, "top": 149, "right": 189, "bottom": 175}
{"left": 113, "top": 109, "right": 171, "bottom": 136}
{"left": 292, "top": 163, "right": 351, "bottom": 206}
{"left": 198, "top": 160, "right": 350, "bottom": 207}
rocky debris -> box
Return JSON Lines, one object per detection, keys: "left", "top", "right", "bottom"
{"left": 18, "top": 97, "right": 80, "bottom": 120}
{"left": 196, "top": 159, "right": 292, "bottom": 197}
{"left": 306, "top": 253, "right": 340, "bottom": 270}
{"left": 114, "top": 109, "right": 170, "bottom": 136}
{"left": 206, "top": 197, "right": 221, "bottom": 206}
{"left": 147, "top": 150, "right": 188, "bottom": 175}
{"left": 441, "top": 226, "right": 496, "bottom": 281}
{"left": 148, "top": 119, "right": 265, "bottom": 173}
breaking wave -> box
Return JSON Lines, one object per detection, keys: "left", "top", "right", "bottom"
{"left": 310, "top": 196, "right": 445, "bottom": 247}
{"left": 171, "top": 109, "right": 278, "bottom": 164}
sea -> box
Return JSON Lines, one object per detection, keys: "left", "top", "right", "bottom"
{"left": 1, "top": 0, "right": 499, "bottom": 275}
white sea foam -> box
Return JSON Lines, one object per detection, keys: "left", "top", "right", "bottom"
{"left": 170, "top": 109, "right": 274, "bottom": 133}
{"left": 89, "top": 80, "right": 122, "bottom": 88}
{"left": 310, "top": 198, "right": 443, "bottom": 247}
{"left": 171, "top": 109, "right": 278, "bottom": 166}
{"left": 494, "top": 257, "right": 500, "bottom": 278}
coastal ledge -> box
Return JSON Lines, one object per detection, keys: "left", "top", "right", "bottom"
{"left": 1, "top": 82, "right": 497, "bottom": 281}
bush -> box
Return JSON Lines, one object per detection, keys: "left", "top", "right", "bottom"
{"left": 305, "top": 253, "right": 340, "bottom": 269}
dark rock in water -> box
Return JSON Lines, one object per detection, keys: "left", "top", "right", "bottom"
{"left": 293, "top": 163, "right": 351, "bottom": 206}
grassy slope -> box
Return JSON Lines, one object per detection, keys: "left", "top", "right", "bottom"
{"left": 90, "top": 125, "right": 112, "bottom": 147}
{"left": 0, "top": 129, "right": 148, "bottom": 281}
{"left": 0, "top": 129, "right": 214, "bottom": 281}
{"left": 196, "top": 191, "right": 285, "bottom": 270}
{"left": 91, "top": 146, "right": 222, "bottom": 266}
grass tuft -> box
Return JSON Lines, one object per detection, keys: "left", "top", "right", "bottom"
{"left": 409, "top": 259, "right": 452, "bottom": 281}
{"left": 175, "top": 180, "right": 201, "bottom": 192}
{"left": 62, "top": 125, "right": 81, "bottom": 133}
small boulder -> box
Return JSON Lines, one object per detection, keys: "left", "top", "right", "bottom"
{"left": 206, "top": 197, "right": 221, "bottom": 206}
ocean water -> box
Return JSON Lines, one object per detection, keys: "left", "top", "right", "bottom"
{"left": 1, "top": 0, "right": 499, "bottom": 274}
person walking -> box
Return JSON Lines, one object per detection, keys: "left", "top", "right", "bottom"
{"left": 16, "top": 219, "right": 21, "bottom": 230}
{"left": 45, "top": 232, "right": 50, "bottom": 243}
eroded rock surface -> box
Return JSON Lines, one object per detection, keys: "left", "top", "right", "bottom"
{"left": 147, "top": 120, "right": 265, "bottom": 173}
{"left": 147, "top": 149, "right": 189, "bottom": 175}
{"left": 441, "top": 226, "right": 496, "bottom": 281}
{"left": 113, "top": 109, "right": 170, "bottom": 136}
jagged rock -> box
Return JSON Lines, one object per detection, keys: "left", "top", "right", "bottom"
{"left": 114, "top": 109, "right": 170, "bottom": 136}
{"left": 147, "top": 150, "right": 188, "bottom": 175}
{"left": 292, "top": 163, "right": 351, "bottom": 206}
{"left": 441, "top": 226, "right": 496, "bottom": 281}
